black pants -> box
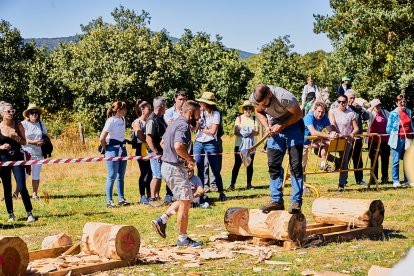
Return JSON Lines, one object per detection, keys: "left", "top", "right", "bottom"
{"left": 136, "top": 146, "right": 152, "bottom": 197}
{"left": 1, "top": 165, "right": 32, "bottom": 214}
{"left": 231, "top": 146, "right": 254, "bottom": 186}
{"left": 351, "top": 138, "right": 364, "bottom": 183}
{"left": 368, "top": 141, "right": 390, "bottom": 182}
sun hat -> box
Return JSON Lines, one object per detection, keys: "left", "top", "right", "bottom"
{"left": 341, "top": 76, "right": 351, "bottom": 82}
{"left": 239, "top": 100, "right": 254, "bottom": 113}
{"left": 369, "top": 99, "right": 381, "bottom": 110}
{"left": 23, "top": 103, "right": 43, "bottom": 118}
{"left": 196, "top": 92, "right": 217, "bottom": 105}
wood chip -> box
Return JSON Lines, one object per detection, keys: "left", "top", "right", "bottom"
{"left": 82, "top": 255, "right": 102, "bottom": 263}
{"left": 199, "top": 249, "right": 233, "bottom": 260}
{"left": 183, "top": 262, "right": 201, "bottom": 269}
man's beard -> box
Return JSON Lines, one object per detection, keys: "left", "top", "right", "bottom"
{"left": 189, "top": 118, "right": 197, "bottom": 127}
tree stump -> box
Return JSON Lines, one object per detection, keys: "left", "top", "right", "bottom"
{"left": 224, "top": 208, "right": 307, "bottom": 242}
{"left": 41, "top": 233, "right": 73, "bottom": 249}
{"left": 0, "top": 236, "right": 29, "bottom": 276}
{"left": 81, "top": 222, "right": 140, "bottom": 260}
{"left": 312, "top": 198, "right": 385, "bottom": 227}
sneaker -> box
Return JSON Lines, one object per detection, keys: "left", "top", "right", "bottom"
{"left": 319, "top": 163, "right": 335, "bottom": 173}
{"left": 358, "top": 180, "right": 368, "bottom": 187}
{"left": 259, "top": 201, "right": 285, "bottom": 213}
{"left": 393, "top": 182, "right": 402, "bottom": 188}
{"left": 337, "top": 186, "right": 345, "bottom": 192}
{"left": 32, "top": 195, "right": 40, "bottom": 201}
{"left": 27, "top": 212, "right": 35, "bottom": 223}
{"left": 404, "top": 182, "right": 414, "bottom": 187}
{"left": 107, "top": 200, "right": 117, "bottom": 208}
{"left": 246, "top": 184, "right": 254, "bottom": 190}
{"left": 139, "top": 196, "right": 149, "bottom": 205}
{"left": 177, "top": 237, "right": 203, "bottom": 247}
{"left": 288, "top": 202, "right": 302, "bottom": 214}
{"left": 7, "top": 213, "right": 14, "bottom": 223}
{"left": 164, "top": 195, "right": 173, "bottom": 204}
{"left": 228, "top": 184, "right": 235, "bottom": 191}
{"left": 210, "top": 186, "right": 218, "bottom": 192}
{"left": 151, "top": 218, "right": 167, "bottom": 238}
{"left": 118, "top": 198, "right": 131, "bottom": 206}
{"left": 200, "top": 202, "right": 210, "bottom": 209}
{"left": 218, "top": 192, "right": 228, "bottom": 201}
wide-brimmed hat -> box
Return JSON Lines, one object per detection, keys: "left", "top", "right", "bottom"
{"left": 23, "top": 104, "right": 43, "bottom": 118}
{"left": 341, "top": 76, "right": 351, "bottom": 82}
{"left": 239, "top": 100, "right": 254, "bottom": 113}
{"left": 196, "top": 92, "right": 217, "bottom": 105}
{"left": 369, "top": 99, "right": 381, "bottom": 110}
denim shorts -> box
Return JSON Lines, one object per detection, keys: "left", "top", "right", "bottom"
{"left": 149, "top": 152, "right": 162, "bottom": 179}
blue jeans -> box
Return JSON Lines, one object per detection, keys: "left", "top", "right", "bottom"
{"left": 194, "top": 140, "right": 224, "bottom": 192}
{"left": 149, "top": 153, "right": 162, "bottom": 179}
{"left": 267, "top": 120, "right": 304, "bottom": 205}
{"left": 391, "top": 138, "right": 407, "bottom": 183}
{"left": 105, "top": 146, "right": 127, "bottom": 202}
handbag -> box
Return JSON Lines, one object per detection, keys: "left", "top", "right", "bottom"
{"left": 399, "top": 118, "right": 413, "bottom": 150}
{"left": 39, "top": 121, "right": 53, "bottom": 158}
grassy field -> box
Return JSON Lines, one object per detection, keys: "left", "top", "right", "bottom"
{"left": 1, "top": 135, "right": 413, "bottom": 275}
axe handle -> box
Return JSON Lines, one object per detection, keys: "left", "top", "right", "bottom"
{"left": 247, "top": 135, "right": 269, "bottom": 153}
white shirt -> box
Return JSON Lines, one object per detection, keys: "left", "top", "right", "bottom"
{"left": 102, "top": 116, "right": 125, "bottom": 144}
{"left": 22, "top": 120, "right": 47, "bottom": 158}
{"left": 131, "top": 119, "right": 146, "bottom": 143}
{"left": 196, "top": 111, "right": 220, "bottom": 142}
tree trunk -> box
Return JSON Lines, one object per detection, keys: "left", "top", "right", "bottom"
{"left": 224, "top": 208, "right": 307, "bottom": 242}
{"left": 0, "top": 236, "right": 29, "bottom": 276}
{"left": 41, "top": 233, "right": 73, "bottom": 249}
{"left": 312, "top": 198, "right": 384, "bottom": 227}
{"left": 81, "top": 222, "right": 140, "bottom": 260}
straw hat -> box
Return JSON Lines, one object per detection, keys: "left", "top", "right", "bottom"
{"left": 23, "top": 103, "right": 43, "bottom": 118}
{"left": 196, "top": 92, "right": 217, "bottom": 105}
{"left": 239, "top": 100, "right": 254, "bottom": 113}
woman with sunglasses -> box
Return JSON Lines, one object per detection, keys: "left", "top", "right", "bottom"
{"left": 386, "top": 94, "right": 414, "bottom": 187}
{"left": 99, "top": 101, "right": 130, "bottom": 208}
{"left": 13, "top": 104, "right": 48, "bottom": 201}
{"left": 132, "top": 99, "right": 152, "bottom": 204}
{"left": 0, "top": 102, "right": 35, "bottom": 222}
{"left": 229, "top": 100, "right": 259, "bottom": 191}
{"left": 328, "top": 95, "right": 359, "bottom": 191}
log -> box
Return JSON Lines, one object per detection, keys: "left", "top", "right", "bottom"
{"left": 0, "top": 236, "right": 29, "bottom": 276}
{"left": 81, "top": 222, "right": 140, "bottom": 260}
{"left": 312, "top": 198, "right": 385, "bottom": 227}
{"left": 41, "top": 233, "right": 73, "bottom": 249}
{"left": 224, "top": 208, "right": 307, "bottom": 242}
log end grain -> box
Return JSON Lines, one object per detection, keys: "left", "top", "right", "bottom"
{"left": 368, "top": 200, "right": 385, "bottom": 227}
{"left": 224, "top": 207, "right": 250, "bottom": 236}
{"left": 0, "top": 236, "right": 29, "bottom": 276}
{"left": 113, "top": 225, "right": 141, "bottom": 260}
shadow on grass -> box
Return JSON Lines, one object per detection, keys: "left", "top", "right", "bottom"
{"left": 383, "top": 229, "right": 407, "bottom": 240}
{"left": 45, "top": 193, "right": 105, "bottom": 199}
{"left": 208, "top": 193, "right": 268, "bottom": 204}
{"left": 0, "top": 223, "right": 27, "bottom": 229}
{"left": 327, "top": 186, "right": 410, "bottom": 193}
{"left": 39, "top": 211, "right": 109, "bottom": 219}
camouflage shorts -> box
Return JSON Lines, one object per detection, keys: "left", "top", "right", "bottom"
{"left": 161, "top": 162, "right": 193, "bottom": 201}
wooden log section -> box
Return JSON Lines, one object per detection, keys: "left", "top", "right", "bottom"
{"left": 41, "top": 233, "right": 73, "bottom": 249}
{"left": 312, "top": 198, "right": 384, "bottom": 227}
{"left": 0, "top": 236, "right": 29, "bottom": 276}
{"left": 81, "top": 222, "right": 140, "bottom": 260}
{"left": 224, "top": 208, "right": 307, "bottom": 242}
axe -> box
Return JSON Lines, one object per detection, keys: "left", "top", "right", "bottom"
{"left": 240, "top": 134, "right": 269, "bottom": 167}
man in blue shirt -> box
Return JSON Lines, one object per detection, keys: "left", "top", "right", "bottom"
{"left": 303, "top": 102, "right": 338, "bottom": 183}
{"left": 164, "top": 90, "right": 186, "bottom": 125}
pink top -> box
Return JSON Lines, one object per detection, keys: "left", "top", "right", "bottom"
{"left": 369, "top": 111, "right": 388, "bottom": 142}
{"left": 331, "top": 107, "right": 356, "bottom": 135}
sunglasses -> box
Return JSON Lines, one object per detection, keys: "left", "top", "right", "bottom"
{"left": 337, "top": 100, "right": 347, "bottom": 104}
{"left": 29, "top": 111, "right": 39, "bottom": 115}
{"left": 243, "top": 107, "right": 253, "bottom": 111}
{"left": 4, "top": 109, "right": 16, "bottom": 114}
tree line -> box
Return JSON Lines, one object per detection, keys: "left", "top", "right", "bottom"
{"left": 1, "top": 2, "right": 413, "bottom": 136}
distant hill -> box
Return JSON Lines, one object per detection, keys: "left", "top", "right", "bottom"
{"left": 23, "top": 35, "right": 255, "bottom": 59}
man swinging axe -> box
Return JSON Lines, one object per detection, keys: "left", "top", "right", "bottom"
{"left": 249, "top": 84, "right": 305, "bottom": 214}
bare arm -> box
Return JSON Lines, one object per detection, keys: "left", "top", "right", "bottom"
{"left": 99, "top": 131, "right": 108, "bottom": 150}
{"left": 146, "top": 134, "right": 159, "bottom": 154}
{"left": 17, "top": 122, "right": 27, "bottom": 145}
{"left": 270, "top": 104, "right": 303, "bottom": 134}
{"left": 201, "top": 123, "right": 218, "bottom": 136}
{"left": 133, "top": 120, "right": 146, "bottom": 141}
{"left": 254, "top": 105, "right": 270, "bottom": 129}
{"left": 174, "top": 142, "right": 195, "bottom": 169}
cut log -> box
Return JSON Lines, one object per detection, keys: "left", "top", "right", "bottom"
{"left": 312, "top": 198, "right": 384, "bottom": 227}
{"left": 224, "top": 208, "right": 307, "bottom": 242}
{"left": 81, "top": 222, "right": 140, "bottom": 260}
{"left": 41, "top": 233, "right": 73, "bottom": 249}
{"left": 0, "top": 236, "right": 29, "bottom": 276}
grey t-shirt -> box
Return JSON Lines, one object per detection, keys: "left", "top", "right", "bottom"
{"left": 249, "top": 85, "right": 298, "bottom": 124}
{"left": 161, "top": 115, "right": 191, "bottom": 165}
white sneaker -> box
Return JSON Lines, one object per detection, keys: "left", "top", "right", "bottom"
{"left": 393, "top": 182, "right": 402, "bottom": 188}
{"left": 404, "top": 182, "right": 414, "bottom": 187}
{"left": 27, "top": 212, "right": 35, "bottom": 223}
{"left": 7, "top": 213, "right": 14, "bottom": 223}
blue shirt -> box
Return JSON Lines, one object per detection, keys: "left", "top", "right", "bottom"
{"left": 303, "top": 111, "right": 331, "bottom": 145}
{"left": 164, "top": 106, "right": 180, "bottom": 123}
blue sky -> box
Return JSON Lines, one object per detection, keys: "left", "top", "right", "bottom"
{"left": 0, "top": 0, "right": 333, "bottom": 54}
